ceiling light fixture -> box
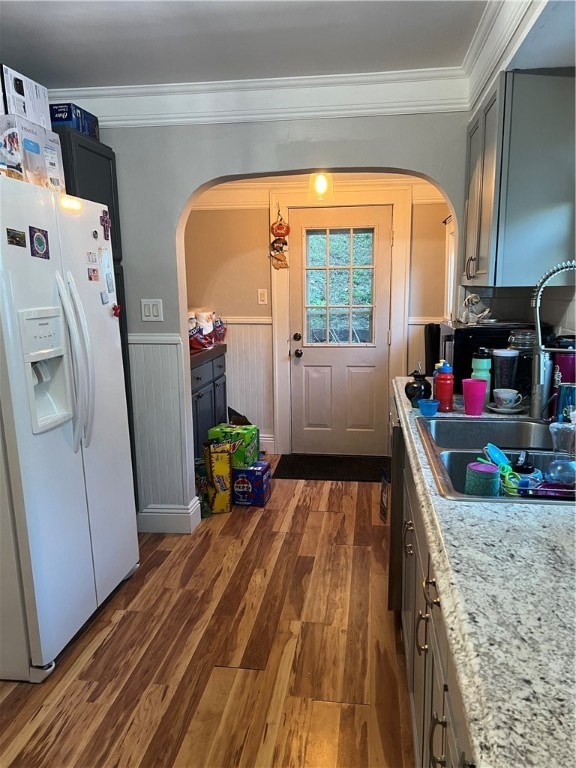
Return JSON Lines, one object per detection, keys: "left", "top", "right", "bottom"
{"left": 307, "top": 172, "right": 334, "bottom": 202}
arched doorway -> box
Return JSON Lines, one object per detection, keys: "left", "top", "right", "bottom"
{"left": 183, "top": 171, "right": 454, "bottom": 456}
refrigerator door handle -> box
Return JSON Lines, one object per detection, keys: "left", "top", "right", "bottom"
{"left": 66, "top": 271, "right": 95, "bottom": 448}
{"left": 56, "top": 271, "right": 86, "bottom": 453}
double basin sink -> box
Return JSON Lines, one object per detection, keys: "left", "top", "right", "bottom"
{"left": 416, "top": 416, "right": 571, "bottom": 504}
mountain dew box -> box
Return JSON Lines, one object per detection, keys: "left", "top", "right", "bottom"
{"left": 207, "top": 424, "right": 259, "bottom": 469}
{"left": 232, "top": 461, "right": 271, "bottom": 507}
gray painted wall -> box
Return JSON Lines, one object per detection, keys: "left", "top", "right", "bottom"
{"left": 101, "top": 112, "right": 468, "bottom": 336}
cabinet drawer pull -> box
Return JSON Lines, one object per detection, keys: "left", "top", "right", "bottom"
{"left": 416, "top": 610, "right": 429, "bottom": 655}
{"left": 403, "top": 520, "right": 414, "bottom": 556}
{"left": 428, "top": 712, "right": 447, "bottom": 767}
{"left": 422, "top": 577, "right": 441, "bottom": 609}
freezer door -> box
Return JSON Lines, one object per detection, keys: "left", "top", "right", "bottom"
{"left": 0, "top": 177, "right": 98, "bottom": 673}
{"left": 56, "top": 195, "right": 139, "bottom": 605}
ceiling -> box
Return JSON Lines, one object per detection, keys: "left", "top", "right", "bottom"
{"left": 0, "top": 1, "right": 572, "bottom": 115}
{"left": 0, "top": 1, "right": 494, "bottom": 89}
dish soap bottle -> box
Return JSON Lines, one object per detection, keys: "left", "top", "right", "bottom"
{"left": 436, "top": 362, "right": 454, "bottom": 412}
{"left": 404, "top": 365, "right": 432, "bottom": 408}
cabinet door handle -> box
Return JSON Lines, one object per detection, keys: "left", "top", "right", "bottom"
{"left": 416, "top": 610, "right": 429, "bottom": 655}
{"left": 422, "top": 577, "right": 441, "bottom": 609}
{"left": 197, "top": 391, "right": 204, "bottom": 399}
{"left": 403, "top": 520, "right": 414, "bottom": 556}
{"left": 428, "top": 712, "right": 447, "bottom": 767}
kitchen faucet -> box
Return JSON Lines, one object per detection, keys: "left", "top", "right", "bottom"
{"left": 530, "top": 260, "right": 576, "bottom": 419}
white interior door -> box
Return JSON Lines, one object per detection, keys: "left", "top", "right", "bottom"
{"left": 289, "top": 206, "right": 392, "bottom": 455}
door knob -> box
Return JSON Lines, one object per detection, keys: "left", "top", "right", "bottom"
{"left": 293, "top": 332, "right": 302, "bottom": 341}
{"left": 294, "top": 348, "right": 303, "bottom": 358}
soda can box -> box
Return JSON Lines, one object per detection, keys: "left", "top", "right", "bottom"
{"left": 1, "top": 65, "right": 51, "bottom": 128}
{"left": 232, "top": 461, "right": 271, "bottom": 507}
{"left": 207, "top": 424, "right": 259, "bottom": 469}
{"left": 50, "top": 102, "right": 100, "bottom": 140}
{"left": 204, "top": 442, "right": 232, "bottom": 514}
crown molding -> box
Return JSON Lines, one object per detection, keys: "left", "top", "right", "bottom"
{"left": 46, "top": 4, "right": 543, "bottom": 128}
{"left": 466, "top": 0, "right": 547, "bottom": 110}
{"left": 48, "top": 68, "right": 469, "bottom": 128}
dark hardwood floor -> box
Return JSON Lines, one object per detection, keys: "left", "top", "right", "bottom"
{"left": 0, "top": 463, "right": 414, "bottom": 767}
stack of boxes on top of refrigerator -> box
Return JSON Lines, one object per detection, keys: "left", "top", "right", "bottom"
{"left": 0, "top": 63, "right": 99, "bottom": 193}
{"left": 201, "top": 422, "right": 272, "bottom": 514}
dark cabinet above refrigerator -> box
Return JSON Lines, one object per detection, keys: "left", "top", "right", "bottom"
{"left": 54, "top": 127, "right": 123, "bottom": 263}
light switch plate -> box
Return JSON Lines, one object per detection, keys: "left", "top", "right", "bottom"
{"left": 141, "top": 299, "right": 164, "bottom": 321}
{"left": 258, "top": 288, "right": 268, "bottom": 305}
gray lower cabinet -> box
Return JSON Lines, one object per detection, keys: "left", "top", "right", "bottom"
{"left": 462, "top": 68, "right": 575, "bottom": 287}
{"left": 190, "top": 348, "right": 227, "bottom": 459}
{"left": 402, "top": 463, "right": 475, "bottom": 768}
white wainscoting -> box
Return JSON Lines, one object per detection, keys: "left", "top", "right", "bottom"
{"left": 224, "top": 318, "right": 275, "bottom": 455}
{"left": 128, "top": 334, "right": 200, "bottom": 534}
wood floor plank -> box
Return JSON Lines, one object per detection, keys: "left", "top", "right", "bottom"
{"left": 342, "top": 546, "right": 371, "bottom": 704}
{"left": 303, "top": 700, "right": 342, "bottom": 768}
{"left": 289, "top": 622, "right": 324, "bottom": 698}
{"left": 337, "top": 703, "right": 370, "bottom": 768}
{"left": 298, "top": 509, "right": 325, "bottom": 557}
{"left": 314, "top": 546, "right": 353, "bottom": 703}
{"left": 240, "top": 531, "right": 303, "bottom": 670}
{"left": 270, "top": 695, "right": 314, "bottom": 768}
{"left": 354, "top": 482, "right": 375, "bottom": 546}
{"left": 370, "top": 571, "right": 413, "bottom": 768}
{"left": 215, "top": 533, "right": 285, "bottom": 667}
{"left": 281, "top": 554, "right": 314, "bottom": 621}
{"left": 173, "top": 666, "right": 238, "bottom": 768}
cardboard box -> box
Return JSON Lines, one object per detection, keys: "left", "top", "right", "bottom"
{"left": 0, "top": 115, "right": 65, "bottom": 192}
{"left": 204, "top": 443, "right": 232, "bottom": 514}
{"left": 207, "top": 424, "right": 259, "bottom": 469}
{"left": 50, "top": 102, "right": 99, "bottom": 140}
{"left": 232, "top": 461, "right": 271, "bottom": 507}
{"left": 0, "top": 65, "right": 51, "bottom": 127}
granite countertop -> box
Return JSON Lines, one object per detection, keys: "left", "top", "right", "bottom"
{"left": 393, "top": 378, "right": 576, "bottom": 767}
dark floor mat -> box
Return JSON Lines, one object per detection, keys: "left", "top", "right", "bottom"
{"left": 272, "top": 454, "right": 390, "bottom": 482}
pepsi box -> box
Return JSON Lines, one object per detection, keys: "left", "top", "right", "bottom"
{"left": 232, "top": 461, "right": 271, "bottom": 507}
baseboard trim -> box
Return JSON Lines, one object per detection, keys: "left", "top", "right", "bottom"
{"left": 259, "top": 434, "right": 275, "bottom": 457}
{"left": 136, "top": 498, "right": 202, "bottom": 534}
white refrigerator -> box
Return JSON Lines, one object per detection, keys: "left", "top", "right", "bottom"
{"left": 0, "top": 176, "right": 139, "bottom": 682}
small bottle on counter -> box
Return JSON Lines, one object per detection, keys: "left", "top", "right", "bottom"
{"left": 471, "top": 347, "right": 491, "bottom": 404}
{"left": 436, "top": 362, "right": 454, "bottom": 412}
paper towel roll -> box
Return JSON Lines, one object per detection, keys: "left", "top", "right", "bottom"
{"left": 189, "top": 307, "right": 214, "bottom": 335}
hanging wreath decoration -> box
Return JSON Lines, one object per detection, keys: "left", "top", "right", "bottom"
{"left": 270, "top": 208, "right": 290, "bottom": 269}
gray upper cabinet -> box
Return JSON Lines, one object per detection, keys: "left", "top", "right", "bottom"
{"left": 462, "top": 69, "right": 575, "bottom": 286}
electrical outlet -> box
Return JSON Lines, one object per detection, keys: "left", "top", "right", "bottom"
{"left": 141, "top": 299, "right": 164, "bottom": 321}
{"left": 258, "top": 288, "right": 268, "bottom": 305}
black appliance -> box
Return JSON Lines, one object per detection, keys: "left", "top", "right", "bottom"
{"left": 438, "top": 321, "right": 553, "bottom": 394}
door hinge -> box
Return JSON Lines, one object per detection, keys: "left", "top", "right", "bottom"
{"left": 391, "top": 229, "right": 394, "bottom": 247}
{"left": 388, "top": 330, "right": 392, "bottom": 346}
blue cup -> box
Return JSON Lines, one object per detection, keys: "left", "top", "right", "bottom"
{"left": 418, "top": 399, "right": 440, "bottom": 416}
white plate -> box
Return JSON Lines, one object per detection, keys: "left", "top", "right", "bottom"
{"left": 487, "top": 403, "right": 528, "bottom": 414}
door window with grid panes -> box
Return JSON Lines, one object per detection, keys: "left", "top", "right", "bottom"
{"left": 305, "top": 228, "right": 374, "bottom": 345}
